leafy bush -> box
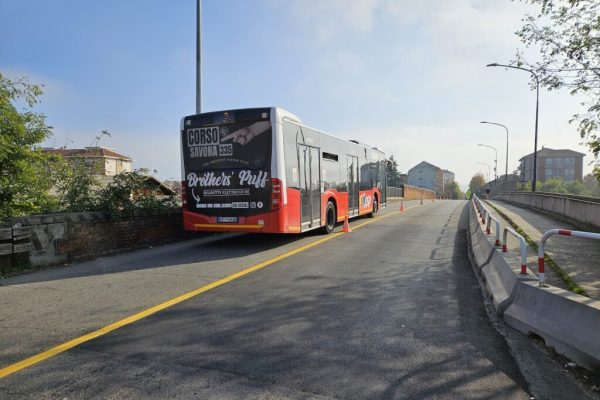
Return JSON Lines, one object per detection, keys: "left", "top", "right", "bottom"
{"left": 96, "top": 169, "right": 178, "bottom": 218}
{"left": 53, "top": 157, "right": 100, "bottom": 212}
{"left": 516, "top": 177, "right": 598, "bottom": 197}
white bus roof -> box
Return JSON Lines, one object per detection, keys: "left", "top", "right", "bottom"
{"left": 181, "top": 106, "right": 384, "bottom": 155}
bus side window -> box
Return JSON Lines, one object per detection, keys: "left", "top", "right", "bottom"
{"left": 360, "top": 162, "right": 371, "bottom": 190}
{"left": 322, "top": 152, "right": 339, "bottom": 190}
{"left": 283, "top": 121, "right": 299, "bottom": 188}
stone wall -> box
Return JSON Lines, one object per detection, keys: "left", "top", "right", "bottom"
{"left": 1, "top": 209, "right": 190, "bottom": 272}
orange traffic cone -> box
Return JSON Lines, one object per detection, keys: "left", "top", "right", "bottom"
{"left": 400, "top": 199, "right": 405, "bottom": 212}
{"left": 342, "top": 215, "right": 351, "bottom": 233}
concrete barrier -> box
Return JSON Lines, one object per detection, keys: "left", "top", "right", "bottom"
{"left": 472, "top": 229, "right": 495, "bottom": 273}
{"left": 480, "top": 249, "right": 537, "bottom": 315}
{"left": 468, "top": 197, "right": 600, "bottom": 371}
{"left": 504, "top": 281, "right": 600, "bottom": 371}
{"left": 469, "top": 199, "right": 499, "bottom": 270}
{"left": 469, "top": 200, "right": 521, "bottom": 314}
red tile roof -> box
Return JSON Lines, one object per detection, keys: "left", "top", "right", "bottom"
{"left": 43, "top": 147, "right": 132, "bottom": 160}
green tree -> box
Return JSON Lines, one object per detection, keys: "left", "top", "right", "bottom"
{"left": 53, "top": 157, "right": 100, "bottom": 212}
{"left": 516, "top": 181, "right": 532, "bottom": 191}
{"left": 442, "top": 181, "right": 464, "bottom": 200}
{"left": 0, "top": 73, "right": 56, "bottom": 222}
{"left": 537, "top": 176, "right": 592, "bottom": 196}
{"left": 564, "top": 179, "right": 590, "bottom": 196}
{"left": 513, "top": 0, "right": 600, "bottom": 180}
{"left": 538, "top": 177, "right": 567, "bottom": 194}
{"left": 469, "top": 173, "right": 487, "bottom": 195}
{"left": 385, "top": 155, "right": 402, "bottom": 187}
{"left": 583, "top": 172, "right": 600, "bottom": 197}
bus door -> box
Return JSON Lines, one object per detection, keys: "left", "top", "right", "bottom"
{"left": 347, "top": 155, "right": 359, "bottom": 217}
{"left": 298, "top": 144, "right": 321, "bottom": 230}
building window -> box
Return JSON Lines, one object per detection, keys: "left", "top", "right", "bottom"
{"left": 565, "top": 169, "right": 575, "bottom": 180}
{"left": 555, "top": 158, "right": 562, "bottom": 168}
{"left": 545, "top": 169, "right": 553, "bottom": 177}
{"left": 545, "top": 158, "right": 553, "bottom": 168}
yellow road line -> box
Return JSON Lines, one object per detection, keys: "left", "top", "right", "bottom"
{"left": 0, "top": 202, "right": 422, "bottom": 379}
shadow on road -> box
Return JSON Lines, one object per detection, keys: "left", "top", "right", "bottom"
{"left": 0, "top": 231, "right": 318, "bottom": 287}
{"left": 2, "top": 202, "right": 534, "bottom": 399}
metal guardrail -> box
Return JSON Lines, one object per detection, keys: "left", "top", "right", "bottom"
{"left": 486, "top": 214, "right": 500, "bottom": 246}
{"left": 473, "top": 196, "right": 487, "bottom": 224}
{"left": 538, "top": 229, "right": 600, "bottom": 287}
{"left": 475, "top": 195, "right": 600, "bottom": 288}
{"left": 475, "top": 195, "right": 526, "bottom": 274}
{"left": 502, "top": 227, "right": 528, "bottom": 275}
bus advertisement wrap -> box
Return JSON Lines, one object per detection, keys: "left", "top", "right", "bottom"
{"left": 182, "top": 110, "right": 272, "bottom": 216}
{"left": 181, "top": 107, "right": 387, "bottom": 233}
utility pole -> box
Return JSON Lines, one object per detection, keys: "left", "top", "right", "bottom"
{"left": 196, "top": 0, "right": 202, "bottom": 114}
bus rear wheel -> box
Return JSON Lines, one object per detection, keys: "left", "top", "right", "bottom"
{"left": 323, "top": 201, "right": 336, "bottom": 234}
{"left": 368, "top": 197, "right": 378, "bottom": 218}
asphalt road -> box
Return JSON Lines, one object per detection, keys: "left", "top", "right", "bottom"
{"left": 0, "top": 201, "right": 593, "bottom": 399}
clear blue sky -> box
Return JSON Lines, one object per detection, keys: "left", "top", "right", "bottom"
{"left": 1, "top": 0, "right": 594, "bottom": 186}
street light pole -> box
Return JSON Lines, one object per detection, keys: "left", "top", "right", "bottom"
{"left": 486, "top": 63, "right": 540, "bottom": 192}
{"left": 477, "top": 144, "right": 497, "bottom": 184}
{"left": 480, "top": 121, "right": 509, "bottom": 182}
{"left": 196, "top": 0, "right": 202, "bottom": 114}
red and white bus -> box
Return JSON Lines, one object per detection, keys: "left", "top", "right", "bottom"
{"left": 180, "top": 107, "right": 386, "bottom": 234}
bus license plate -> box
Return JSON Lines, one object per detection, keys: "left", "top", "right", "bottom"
{"left": 217, "top": 216, "right": 238, "bottom": 223}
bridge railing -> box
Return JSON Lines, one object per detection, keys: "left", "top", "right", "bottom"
{"left": 486, "top": 213, "right": 500, "bottom": 246}
{"left": 475, "top": 195, "right": 600, "bottom": 288}
{"left": 502, "top": 227, "right": 528, "bottom": 275}
{"left": 538, "top": 229, "right": 600, "bottom": 287}
{"left": 474, "top": 195, "right": 526, "bottom": 274}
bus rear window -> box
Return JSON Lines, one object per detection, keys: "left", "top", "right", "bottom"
{"left": 181, "top": 108, "right": 273, "bottom": 216}
{"left": 183, "top": 110, "right": 272, "bottom": 170}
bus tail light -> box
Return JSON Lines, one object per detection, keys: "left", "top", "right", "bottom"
{"left": 181, "top": 181, "right": 187, "bottom": 208}
{"left": 271, "top": 178, "right": 282, "bottom": 210}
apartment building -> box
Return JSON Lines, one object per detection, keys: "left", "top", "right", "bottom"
{"left": 407, "top": 161, "right": 444, "bottom": 194}
{"left": 519, "top": 147, "right": 584, "bottom": 182}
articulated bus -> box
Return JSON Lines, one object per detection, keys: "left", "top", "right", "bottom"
{"left": 180, "top": 107, "right": 386, "bottom": 234}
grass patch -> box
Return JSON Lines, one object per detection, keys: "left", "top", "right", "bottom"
{"left": 485, "top": 201, "right": 588, "bottom": 297}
